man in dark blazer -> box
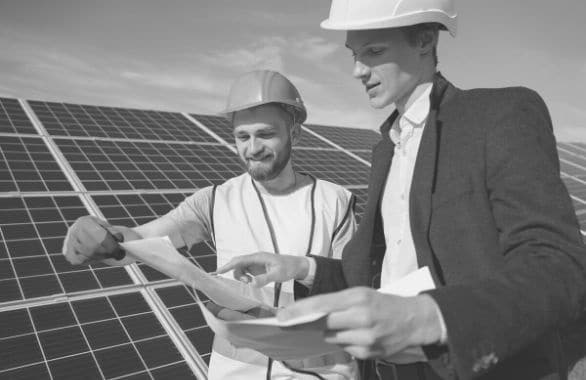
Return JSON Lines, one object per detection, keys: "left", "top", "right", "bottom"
{"left": 217, "top": 1, "right": 586, "bottom": 379}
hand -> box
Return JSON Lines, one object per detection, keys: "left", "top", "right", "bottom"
{"left": 215, "top": 252, "right": 309, "bottom": 287}
{"left": 277, "top": 287, "right": 443, "bottom": 360}
{"left": 62, "top": 215, "right": 136, "bottom": 265}
{"left": 205, "top": 301, "right": 275, "bottom": 321}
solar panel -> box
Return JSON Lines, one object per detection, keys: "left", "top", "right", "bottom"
{"left": 30, "top": 101, "right": 218, "bottom": 143}
{"left": 3, "top": 95, "right": 585, "bottom": 379}
{"left": 0, "top": 97, "right": 38, "bottom": 135}
{"left": 91, "top": 192, "right": 217, "bottom": 281}
{"left": 293, "top": 148, "right": 370, "bottom": 186}
{"left": 0, "top": 292, "right": 198, "bottom": 379}
{"left": 54, "top": 138, "right": 243, "bottom": 191}
{"left": 305, "top": 123, "right": 380, "bottom": 151}
{"left": 0, "top": 136, "right": 73, "bottom": 192}
{"left": 190, "top": 114, "right": 233, "bottom": 142}
{"left": 0, "top": 195, "right": 134, "bottom": 303}
{"left": 352, "top": 150, "right": 372, "bottom": 163}
{"left": 156, "top": 285, "right": 214, "bottom": 365}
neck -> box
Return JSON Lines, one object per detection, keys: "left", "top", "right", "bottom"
{"left": 395, "top": 68, "right": 436, "bottom": 115}
{"left": 254, "top": 161, "right": 297, "bottom": 195}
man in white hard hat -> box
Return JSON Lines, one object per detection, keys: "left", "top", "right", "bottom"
{"left": 216, "top": 1, "right": 586, "bottom": 379}
{"left": 61, "top": 70, "right": 359, "bottom": 379}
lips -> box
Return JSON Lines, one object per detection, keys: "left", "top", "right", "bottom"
{"left": 365, "top": 83, "right": 379, "bottom": 93}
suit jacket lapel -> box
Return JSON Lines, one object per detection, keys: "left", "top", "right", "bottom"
{"left": 365, "top": 110, "right": 398, "bottom": 219}
{"left": 409, "top": 73, "right": 451, "bottom": 285}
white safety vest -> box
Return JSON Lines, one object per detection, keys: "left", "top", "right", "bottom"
{"left": 208, "top": 173, "right": 358, "bottom": 380}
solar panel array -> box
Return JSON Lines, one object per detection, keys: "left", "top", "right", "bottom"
{"left": 2, "top": 96, "right": 584, "bottom": 379}
{"left": 1, "top": 98, "right": 373, "bottom": 379}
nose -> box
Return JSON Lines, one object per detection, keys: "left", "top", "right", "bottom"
{"left": 352, "top": 60, "right": 370, "bottom": 80}
{"left": 247, "top": 137, "right": 264, "bottom": 156}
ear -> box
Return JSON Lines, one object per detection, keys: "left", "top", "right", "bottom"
{"left": 290, "top": 122, "right": 301, "bottom": 146}
{"left": 419, "top": 28, "right": 438, "bottom": 56}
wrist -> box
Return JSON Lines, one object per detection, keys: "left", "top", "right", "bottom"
{"left": 412, "top": 294, "right": 444, "bottom": 345}
{"left": 293, "top": 256, "right": 310, "bottom": 281}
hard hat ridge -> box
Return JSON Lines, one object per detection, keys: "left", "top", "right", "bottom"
{"left": 221, "top": 70, "right": 307, "bottom": 124}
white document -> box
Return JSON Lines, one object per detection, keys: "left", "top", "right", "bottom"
{"left": 120, "top": 237, "right": 265, "bottom": 311}
{"left": 120, "top": 236, "right": 342, "bottom": 360}
{"left": 377, "top": 266, "right": 436, "bottom": 364}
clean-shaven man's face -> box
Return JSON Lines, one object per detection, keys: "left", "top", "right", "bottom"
{"left": 232, "top": 104, "right": 295, "bottom": 181}
{"left": 345, "top": 28, "right": 422, "bottom": 109}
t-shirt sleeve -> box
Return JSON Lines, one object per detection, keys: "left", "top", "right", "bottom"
{"left": 163, "top": 186, "right": 214, "bottom": 249}
{"left": 331, "top": 190, "right": 357, "bottom": 259}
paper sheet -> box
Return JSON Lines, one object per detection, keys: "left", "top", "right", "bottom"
{"left": 120, "top": 237, "right": 265, "bottom": 311}
{"left": 120, "top": 237, "right": 343, "bottom": 360}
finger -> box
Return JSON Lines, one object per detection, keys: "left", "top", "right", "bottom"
{"left": 323, "top": 307, "right": 375, "bottom": 330}
{"left": 324, "top": 328, "right": 377, "bottom": 346}
{"left": 216, "top": 253, "right": 272, "bottom": 275}
{"left": 277, "top": 287, "right": 373, "bottom": 322}
{"left": 249, "top": 272, "right": 281, "bottom": 288}
{"left": 205, "top": 302, "right": 223, "bottom": 317}
{"left": 342, "top": 345, "right": 383, "bottom": 360}
{"left": 217, "top": 308, "right": 255, "bottom": 321}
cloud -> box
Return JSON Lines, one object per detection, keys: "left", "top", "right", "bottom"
{"left": 200, "top": 37, "right": 286, "bottom": 72}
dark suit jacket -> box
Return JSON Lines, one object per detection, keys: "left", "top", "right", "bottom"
{"left": 304, "top": 73, "right": 586, "bottom": 380}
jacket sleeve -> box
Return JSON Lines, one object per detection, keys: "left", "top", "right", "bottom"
{"left": 426, "top": 90, "right": 586, "bottom": 379}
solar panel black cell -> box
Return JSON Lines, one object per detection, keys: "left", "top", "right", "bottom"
{"left": 31, "top": 101, "right": 218, "bottom": 144}
{"left": 0, "top": 136, "right": 73, "bottom": 192}
{"left": 292, "top": 148, "right": 370, "bottom": 186}
{"left": 56, "top": 138, "right": 242, "bottom": 191}
{"left": 0, "top": 292, "right": 198, "bottom": 379}
{"left": 0, "top": 195, "right": 134, "bottom": 302}
{"left": 156, "top": 285, "right": 213, "bottom": 360}
{"left": 0, "top": 97, "right": 37, "bottom": 135}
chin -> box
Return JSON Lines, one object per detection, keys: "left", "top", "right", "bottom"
{"left": 368, "top": 93, "right": 394, "bottom": 109}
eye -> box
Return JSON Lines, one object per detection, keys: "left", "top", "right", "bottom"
{"left": 235, "top": 134, "right": 249, "bottom": 142}
{"left": 368, "top": 47, "right": 384, "bottom": 55}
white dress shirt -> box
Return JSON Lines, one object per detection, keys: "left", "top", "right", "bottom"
{"left": 380, "top": 83, "right": 432, "bottom": 288}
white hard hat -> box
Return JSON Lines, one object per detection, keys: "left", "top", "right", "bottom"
{"left": 321, "top": 0, "right": 457, "bottom": 37}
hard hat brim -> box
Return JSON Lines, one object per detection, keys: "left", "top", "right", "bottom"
{"left": 220, "top": 100, "right": 307, "bottom": 124}
{"left": 321, "top": 11, "right": 457, "bottom": 37}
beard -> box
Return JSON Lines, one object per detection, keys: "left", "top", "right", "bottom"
{"left": 243, "top": 140, "right": 292, "bottom": 182}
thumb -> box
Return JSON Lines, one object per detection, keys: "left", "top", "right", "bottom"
{"left": 249, "top": 270, "right": 280, "bottom": 288}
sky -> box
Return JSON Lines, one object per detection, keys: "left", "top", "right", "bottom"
{"left": 0, "top": 0, "right": 584, "bottom": 141}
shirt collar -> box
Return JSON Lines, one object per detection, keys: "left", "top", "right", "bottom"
{"left": 390, "top": 83, "right": 433, "bottom": 144}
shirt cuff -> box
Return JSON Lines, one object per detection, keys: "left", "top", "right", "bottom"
{"left": 297, "top": 257, "right": 316, "bottom": 288}
{"left": 434, "top": 302, "right": 449, "bottom": 344}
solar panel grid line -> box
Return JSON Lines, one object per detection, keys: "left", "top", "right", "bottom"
{"left": 182, "top": 113, "right": 237, "bottom": 154}
{"left": 301, "top": 125, "right": 371, "bottom": 167}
